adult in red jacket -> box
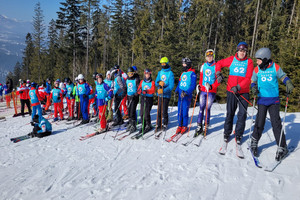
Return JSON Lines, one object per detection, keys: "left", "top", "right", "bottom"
{"left": 16, "top": 80, "right": 32, "bottom": 117}
{"left": 216, "top": 41, "right": 254, "bottom": 144}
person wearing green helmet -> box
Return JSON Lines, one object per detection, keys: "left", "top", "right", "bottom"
{"left": 155, "top": 57, "right": 175, "bottom": 132}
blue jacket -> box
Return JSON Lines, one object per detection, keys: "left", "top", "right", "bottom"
{"left": 95, "top": 82, "right": 113, "bottom": 106}
{"left": 45, "top": 82, "right": 51, "bottom": 94}
{"left": 36, "top": 117, "right": 52, "bottom": 133}
{"left": 155, "top": 67, "right": 175, "bottom": 99}
{"left": 175, "top": 68, "right": 197, "bottom": 98}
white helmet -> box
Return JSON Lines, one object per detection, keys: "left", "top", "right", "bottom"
{"left": 78, "top": 74, "right": 84, "bottom": 80}
{"left": 106, "top": 71, "right": 110, "bottom": 77}
{"left": 59, "top": 82, "right": 65, "bottom": 89}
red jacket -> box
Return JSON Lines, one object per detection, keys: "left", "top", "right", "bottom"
{"left": 16, "top": 85, "right": 30, "bottom": 100}
{"left": 199, "top": 62, "right": 220, "bottom": 93}
{"left": 216, "top": 53, "right": 253, "bottom": 94}
{"left": 38, "top": 86, "right": 46, "bottom": 101}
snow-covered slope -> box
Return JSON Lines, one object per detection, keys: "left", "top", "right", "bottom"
{"left": 0, "top": 103, "right": 299, "bottom": 200}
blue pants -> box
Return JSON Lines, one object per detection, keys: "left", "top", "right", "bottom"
{"left": 177, "top": 96, "right": 192, "bottom": 127}
{"left": 80, "top": 97, "right": 89, "bottom": 120}
{"left": 197, "top": 92, "right": 216, "bottom": 124}
{"left": 31, "top": 104, "right": 42, "bottom": 121}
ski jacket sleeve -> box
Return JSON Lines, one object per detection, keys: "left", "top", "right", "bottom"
{"left": 155, "top": 71, "right": 161, "bottom": 87}
{"left": 137, "top": 81, "right": 143, "bottom": 94}
{"left": 85, "top": 83, "right": 90, "bottom": 96}
{"left": 185, "top": 72, "right": 197, "bottom": 96}
{"left": 104, "top": 83, "right": 113, "bottom": 98}
{"left": 164, "top": 71, "right": 175, "bottom": 94}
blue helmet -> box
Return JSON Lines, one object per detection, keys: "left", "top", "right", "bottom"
{"left": 31, "top": 82, "right": 37, "bottom": 88}
{"left": 132, "top": 66, "right": 137, "bottom": 71}
{"left": 56, "top": 79, "right": 61, "bottom": 83}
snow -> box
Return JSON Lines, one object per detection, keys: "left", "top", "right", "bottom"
{"left": 1, "top": 103, "right": 300, "bottom": 200}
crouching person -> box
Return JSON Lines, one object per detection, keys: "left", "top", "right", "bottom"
{"left": 29, "top": 114, "right": 52, "bottom": 138}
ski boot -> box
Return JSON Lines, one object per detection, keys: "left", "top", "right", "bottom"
{"left": 144, "top": 124, "right": 152, "bottom": 133}
{"left": 162, "top": 124, "right": 168, "bottom": 132}
{"left": 129, "top": 123, "right": 137, "bottom": 133}
{"left": 181, "top": 126, "right": 188, "bottom": 134}
{"left": 275, "top": 146, "right": 289, "bottom": 161}
{"left": 126, "top": 120, "right": 133, "bottom": 131}
{"left": 194, "top": 123, "right": 203, "bottom": 137}
{"left": 175, "top": 126, "right": 182, "bottom": 134}
{"left": 53, "top": 117, "right": 58, "bottom": 122}
{"left": 250, "top": 137, "right": 258, "bottom": 156}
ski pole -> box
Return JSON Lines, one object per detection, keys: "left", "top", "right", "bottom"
{"left": 248, "top": 96, "right": 256, "bottom": 143}
{"left": 276, "top": 95, "right": 289, "bottom": 156}
{"left": 142, "top": 96, "right": 146, "bottom": 138}
{"left": 188, "top": 91, "right": 198, "bottom": 136}
{"left": 136, "top": 96, "right": 141, "bottom": 126}
{"left": 161, "top": 91, "right": 163, "bottom": 131}
{"left": 155, "top": 95, "right": 160, "bottom": 132}
{"left": 204, "top": 85, "right": 209, "bottom": 138}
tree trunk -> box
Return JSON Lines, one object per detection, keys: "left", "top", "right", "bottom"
{"left": 288, "top": 0, "right": 296, "bottom": 34}
{"left": 250, "top": 0, "right": 260, "bottom": 57}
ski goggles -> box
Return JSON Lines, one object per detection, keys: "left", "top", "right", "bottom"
{"left": 161, "top": 63, "right": 167, "bottom": 66}
{"left": 206, "top": 51, "right": 214, "bottom": 56}
{"left": 144, "top": 69, "right": 151, "bottom": 74}
{"left": 128, "top": 72, "right": 134, "bottom": 77}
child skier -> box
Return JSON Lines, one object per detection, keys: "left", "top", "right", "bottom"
{"left": 65, "top": 77, "right": 75, "bottom": 120}
{"left": 50, "top": 80, "right": 64, "bottom": 121}
{"left": 137, "top": 68, "right": 155, "bottom": 134}
{"left": 126, "top": 67, "right": 140, "bottom": 133}
{"left": 29, "top": 114, "right": 52, "bottom": 138}
{"left": 29, "top": 82, "right": 43, "bottom": 122}
{"left": 16, "top": 80, "right": 32, "bottom": 117}
{"left": 77, "top": 74, "right": 90, "bottom": 124}
{"left": 95, "top": 74, "right": 113, "bottom": 132}
{"left": 195, "top": 50, "right": 222, "bottom": 136}
{"left": 155, "top": 57, "right": 175, "bottom": 132}
{"left": 104, "top": 71, "right": 113, "bottom": 122}
{"left": 175, "top": 58, "right": 197, "bottom": 135}
{"left": 251, "top": 48, "right": 294, "bottom": 161}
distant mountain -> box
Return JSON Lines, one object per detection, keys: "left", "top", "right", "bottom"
{"left": 0, "top": 15, "right": 32, "bottom": 83}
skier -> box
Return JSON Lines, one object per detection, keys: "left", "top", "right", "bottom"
{"left": 77, "top": 74, "right": 90, "bottom": 124}
{"left": 29, "top": 82, "right": 43, "bottom": 122}
{"left": 73, "top": 77, "right": 81, "bottom": 120}
{"left": 50, "top": 80, "right": 64, "bottom": 121}
{"left": 155, "top": 57, "right": 175, "bottom": 132}
{"left": 250, "top": 47, "right": 294, "bottom": 161}
{"left": 16, "top": 80, "right": 32, "bottom": 117}
{"left": 38, "top": 81, "right": 47, "bottom": 112}
{"left": 29, "top": 114, "right": 52, "bottom": 138}
{"left": 126, "top": 67, "right": 140, "bottom": 133}
{"left": 111, "top": 65, "right": 126, "bottom": 126}
{"left": 175, "top": 58, "right": 197, "bottom": 135}
{"left": 104, "top": 71, "right": 113, "bottom": 122}
{"left": 45, "top": 78, "right": 52, "bottom": 111}
{"left": 216, "top": 41, "right": 254, "bottom": 144}
{"left": 3, "top": 79, "right": 12, "bottom": 108}
{"left": 137, "top": 68, "right": 155, "bottom": 133}
{"left": 195, "top": 50, "right": 222, "bottom": 136}
{"left": 95, "top": 73, "right": 113, "bottom": 132}
{"left": 65, "top": 77, "right": 75, "bottom": 120}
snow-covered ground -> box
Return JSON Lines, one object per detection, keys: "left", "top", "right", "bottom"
{"left": 0, "top": 102, "right": 300, "bottom": 200}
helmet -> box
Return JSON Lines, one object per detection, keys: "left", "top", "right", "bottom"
{"left": 160, "top": 57, "right": 169, "bottom": 64}
{"left": 22, "top": 80, "right": 26, "bottom": 84}
{"left": 237, "top": 41, "right": 248, "bottom": 51}
{"left": 27, "top": 79, "right": 30, "bottom": 83}
{"left": 144, "top": 68, "right": 152, "bottom": 74}
{"left": 182, "top": 57, "right": 192, "bottom": 66}
{"left": 31, "top": 82, "right": 37, "bottom": 88}
{"left": 92, "top": 72, "right": 98, "bottom": 79}
{"left": 78, "top": 74, "right": 84, "bottom": 80}
{"left": 64, "top": 77, "right": 71, "bottom": 84}
{"left": 33, "top": 114, "right": 39, "bottom": 123}
{"left": 56, "top": 79, "right": 61, "bottom": 83}
{"left": 255, "top": 48, "right": 271, "bottom": 60}
{"left": 75, "top": 77, "right": 79, "bottom": 82}
{"left": 128, "top": 67, "right": 134, "bottom": 73}
{"left": 97, "top": 73, "right": 103, "bottom": 80}
{"left": 205, "top": 49, "right": 215, "bottom": 59}
{"left": 113, "top": 65, "right": 120, "bottom": 70}
{"left": 59, "top": 82, "right": 65, "bottom": 89}
{"left": 106, "top": 71, "right": 111, "bottom": 77}
{"left": 132, "top": 66, "right": 137, "bottom": 71}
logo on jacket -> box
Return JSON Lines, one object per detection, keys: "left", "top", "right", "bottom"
{"left": 182, "top": 75, "right": 187, "bottom": 81}
{"left": 205, "top": 69, "right": 212, "bottom": 77}
{"left": 143, "top": 85, "right": 150, "bottom": 90}
{"left": 161, "top": 75, "right": 167, "bottom": 82}
{"left": 128, "top": 82, "right": 133, "bottom": 88}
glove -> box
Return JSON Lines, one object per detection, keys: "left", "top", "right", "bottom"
{"left": 196, "top": 85, "right": 200, "bottom": 94}
{"left": 181, "top": 91, "right": 187, "bottom": 98}
{"left": 30, "top": 121, "right": 34, "bottom": 126}
{"left": 105, "top": 97, "right": 111, "bottom": 102}
{"left": 205, "top": 83, "right": 212, "bottom": 91}
{"left": 216, "top": 71, "right": 224, "bottom": 84}
{"left": 83, "top": 94, "right": 87, "bottom": 99}
{"left": 286, "top": 80, "right": 294, "bottom": 94}
{"left": 157, "top": 88, "right": 163, "bottom": 95}
{"left": 159, "top": 81, "right": 165, "bottom": 87}
{"left": 230, "top": 85, "right": 241, "bottom": 94}
{"left": 251, "top": 85, "right": 259, "bottom": 95}
{"left": 57, "top": 96, "right": 61, "bottom": 100}
{"left": 142, "top": 90, "right": 147, "bottom": 95}
{"left": 19, "top": 91, "right": 24, "bottom": 94}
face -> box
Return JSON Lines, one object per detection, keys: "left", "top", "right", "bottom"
{"left": 97, "top": 77, "right": 103, "bottom": 83}
{"left": 237, "top": 49, "right": 247, "bottom": 59}
{"left": 145, "top": 73, "right": 150, "bottom": 79}
{"left": 206, "top": 55, "right": 214, "bottom": 62}
{"left": 182, "top": 63, "right": 187, "bottom": 67}
{"left": 107, "top": 74, "right": 111, "bottom": 79}
{"left": 79, "top": 79, "right": 83, "bottom": 83}
{"left": 55, "top": 83, "right": 59, "bottom": 87}
{"left": 256, "top": 59, "right": 262, "bottom": 65}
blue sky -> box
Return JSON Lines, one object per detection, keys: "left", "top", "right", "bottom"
{"left": 0, "top": 0, "right": 62, "bottom": 24}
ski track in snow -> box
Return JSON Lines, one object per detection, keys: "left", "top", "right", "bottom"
{"left": 0, "top": 103, "right": 300, "bottom": 200}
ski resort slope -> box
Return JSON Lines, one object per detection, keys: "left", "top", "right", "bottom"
{"left": 0, "top": 104, "right": 299, "bottom": 200}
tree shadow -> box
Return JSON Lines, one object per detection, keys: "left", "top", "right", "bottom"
{"left": 51, "top": 128, "right": 68, "bottom": 135}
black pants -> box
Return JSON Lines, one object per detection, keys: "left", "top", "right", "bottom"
{"left": 140, "top": 96, "right": 153, "bottom": 127}
{"left": 224, "top": 91, "right": 249, "bottom": 140}
{"left": 252, "top": 104, "right": 286, "bottom": 147}
{"left": 21, "top": 99, "right": 32, "bottom": 115}
{"left": 114, "top": 95, "right": 123, "bottom": 122}
{"left": 157, "top": 97, "right": 170, "bottom": 127}
{"left": 128, "top": 95, "right": 139, "bottom": 123}
{"left": 75, "top": 102, "right": 82, "bottom": 119}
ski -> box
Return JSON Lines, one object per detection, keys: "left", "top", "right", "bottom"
{"left": 172, "top": 133, "right": 184, "bottom": 143}
{"left": 236, "top": 143, "right": 245, "bottom": 159}
{"left": 264, "top": 146, "right": 295, "bottom": 172}
{"left": 80, "top": 132, "right": 98, "bottom": 141}
{"left": 247, "top": 143, "right": 263, "bottom": 168}
{"left": 219, "top": 141, "right": 228, "bottom": 155}
{"left": 10, "top": 134, "right": 32, "bottom": 143}
{"left": 155, "top": 131, "right": 163, "bottom": 140}
{"left": 142, "top": 132, "right": 155, "bottom": 140}
{"left": 165, "top": 133, "right": 179, "bottom": 142}
{"left": 194, "top": 135, "right": 205, "bottom": 147}
{"left": 117, "top": 132, "right": 136, "bottom": 141}
{"left": 111, "top": 130, "right": 129, "bottom": 139}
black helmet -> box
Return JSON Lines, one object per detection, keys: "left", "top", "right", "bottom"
{"left": 97, "top": 73, "right": 103, "bottom": 80}
{"left": 33, "top": 115, "right": 39, "bottom": 123}
{"left": 22, "top": 80, "right": 26, "bottom": 84}
{"left": 128, "top": 67, "right": 134, "bottom": 73}
{"left": 114, "top": 65, "right": 120, "bottom": 70}
{"left": 182, "top": 57, "right": 192, "bottom": 66}
{"left": 31, "top": 82, "right": 37, "bottom": 88}
{"left": 92, "top": 72, "right": 98, "bottom": 80}
{"left": 64, "top": 77, "right": 71, "bottom": 84}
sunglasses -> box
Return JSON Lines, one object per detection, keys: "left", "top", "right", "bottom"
{"left": 206, "top": 51, "right": 214, "bottom": 56}
{"left": 161, "top": 63, "right": 167, "bottom": 66}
